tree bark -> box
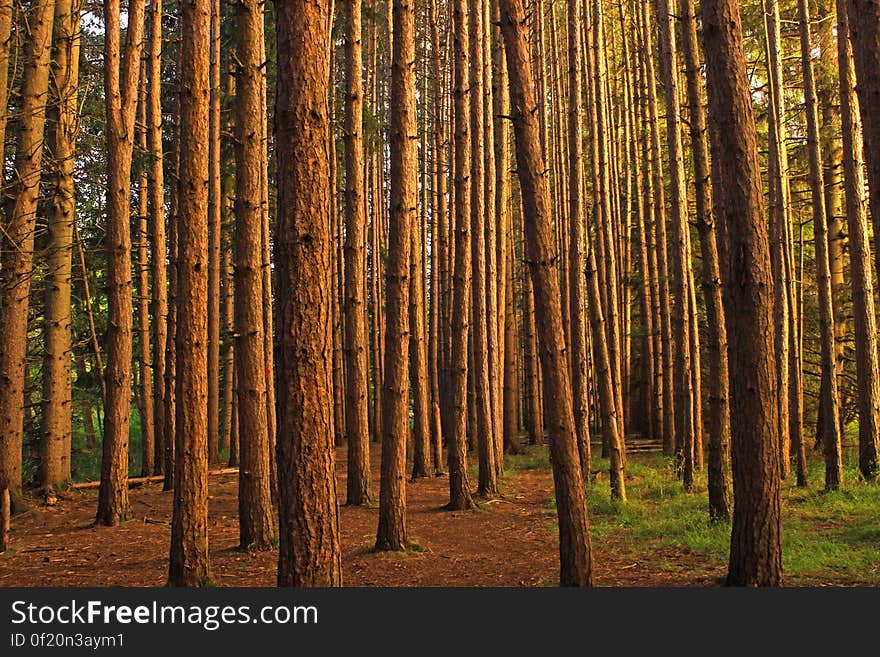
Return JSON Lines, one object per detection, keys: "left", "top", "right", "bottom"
{"left": 680, "top": 0, "right": 730, "bottom": 520}
{"left": 275, "top": 0, "right": 343, "bottom": 586}
{"left": 701, "top": 0, "right": 783, "bottom": 587}
{"left": 655, "top": 0, "right": 695, "bottom": 488}
{"left": 500, "top": 0, "right": 593, "bottom": 585}
{"left": 96, "top": 0, "right": 145, "bottom": 526}
{"left": 169, "top": 0, "right": 211, "bottom": 586}
{"left": 376, "top": 0, "right": 417, "bottom": 550}
{"left": 148, "top": 0, "right": 168, "bottom": 477}
{"left": 40, "top": 0, "right": 81, "bottom": 493}
{"left": 797, "top": 0, "right": 843, "bottom": 491}
{"left": 233, "top": 0, "right": 276, "bottom": 551}
{"left": 448, "top": 0, "right": 476, "bottom": 510}
{"left": 0, "top": 0, "right": 55, "bottom": 514}
{"left": 836, "top": 0, "right": 880, "bottom": 481}
{"left": 343, "top": 0, "right": 373, "bottom": 503}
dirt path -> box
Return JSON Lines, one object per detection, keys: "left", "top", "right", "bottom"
{"left": 0, "top": 448, "right": 714, "bottom": 587}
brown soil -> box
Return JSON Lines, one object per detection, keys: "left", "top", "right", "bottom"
{"left": 0, "top": 448, "right": 716, "bottom": 587}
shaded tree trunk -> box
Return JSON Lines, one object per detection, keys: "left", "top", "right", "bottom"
{"left": 836, "top": 0, "right": 880, "bottom": 481}
{"left": 701, "top": 0, "right": 783, "bottom": 587}
{"left": 0, "top": 0, "right": 56, "bottom": 514}
{"left": 797, "top": 0, "right": 842, "bottom": 491}
{"left": 96, "top": 0, "right": 146, "bottom": 526}
{"left": 343, "top": 0, "right": 373, "bottom": 504}
{"left": 148, "top": 0, "right": 168, "bottom": 476}
{"left": 680, "top": 0, "right": 730, "bottom": 520}
{"left": 40, "top": 0, "right": 81, "bottom": 493}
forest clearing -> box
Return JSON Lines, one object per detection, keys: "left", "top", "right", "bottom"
{"left": 3, "top": 0, "right": 880, "bottom": 592}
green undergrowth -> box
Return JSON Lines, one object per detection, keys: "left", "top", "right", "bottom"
{"left": 507, "top": 444, "right": 880, "bottom": 585}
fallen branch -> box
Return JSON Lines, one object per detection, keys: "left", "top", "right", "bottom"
{"left": 71, "top": 467, "right": 238, "bottom": 491}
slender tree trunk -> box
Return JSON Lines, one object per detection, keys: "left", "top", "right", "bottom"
{"left": 233, "top": 0, "right": 276, "bottom": 551}
{"left": 97, "top": 0, "right": 145, "bottom": 525}
{"left": 655, "top": 0, "right": 694, "bottom": 488}
{"left": 163, "top": 75, "right": 182, "bottom": 491}
{"left": 566, "top": 0, "right": 591, "bottom": 480}
{"left": 448, "top": 0, "right": 475, "bottom": 510}
{"left": 205, "top": 0, "right": 222, "bottom": 466}
{"left": 0, "top": 0, "right": 55, "bottom": 514}
{"left": 148, "top": 0, "right": 167, "bottom": 476}
{"left": 797, "top": 0, "right": 842, "bottom": 491}
{"left": 836, "top": 0, "right": 880, "bottom": 481}
{"left": 467, "top": 0, "right": 498, "bottom": 498}
{"left": 638, "top": 0, "right": 674, "bottom": 457}
{"left": 680, "top": 0, "right": 730, "bottom": 520}
{"left": 40, "top": 0, "right": 81, "bottom": 493}
{"left": 136, "top": 86, "right": 154, "bottom": 478}
{"left": 343, "top": 0, "right": 373, "bottom": 503}
{"left": 376, "top": 0, "right": 417, "bottom": 550}
{"left": 169, "top": 0, "right": 211, "bottom": 586}
{"left": 701, "top": 0, "right": 783, "bottom": 587}
{"left": 500, "top": 0, "right": 593, "bottom": 585}
{"left": 0, "top": 0, "right": 12, "bottom": 168}
{"left": 275, "top": 0, "right": 343, "bottom": 586}
{"left": 845, "top": 7, "right": 880, "bottom": 457}
{"left": 220, "top": 242, "right": 234, "bottom": 457}
{"left": 409, "top": 190, "right": 432, "bottom": 480}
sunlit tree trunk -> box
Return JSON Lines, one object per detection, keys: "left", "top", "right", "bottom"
{"left": 169, "top": 0, "right": 211, "bottom": 586}
{"left": 275, "top": 0, "right": 343, "bottom": 586}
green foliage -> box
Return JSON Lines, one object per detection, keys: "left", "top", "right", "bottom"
{"left": 510, "top": 445, "right": 880, "bottom": 585}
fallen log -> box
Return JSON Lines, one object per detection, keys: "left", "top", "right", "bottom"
{"left": 71, "top": 467, "right": 239, "bottom": 491}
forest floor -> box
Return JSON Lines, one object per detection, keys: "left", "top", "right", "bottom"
{"left": 1, "top": 444, "right": 878, "bottom": 586}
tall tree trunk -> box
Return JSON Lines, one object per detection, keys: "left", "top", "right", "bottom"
{"left": 467, "top": 0, "right": 498, "bottom": 498}
{"left": 680, "top": 0, "right": 730, "bottom": 520}
{"left": 797, "top": 0, "right": 843, "bottom": 491}
{"left": 275, "top": 0, "right": 343, "bottom": 586}
{"left": 0, "top": 0, "right": 55, "bottom": 514}
{"left": 206, "top": 0, "right": 222, "bottom": 466}
{"left": 701, "top": 0, "right": 783, "bottom": 587}
{"left": 169, "top": 0, "right": 211, "bottom": 586}
{"left": 655, "top": 0, "right": 695, "bottom": 489}
{"left": 376, "top": 0, "right": 417, "bottom": 550}
{"left": 220, "top": 241, "right": 234, "bottom": 457}
{"left": 409, "top": 189, "right": 432, "bottom": 480}
{"left": 162, "top": 93, "right": 183, "bottom": 490}
{"left": 590, "top": 0, "right": 624, "bottom": 441}
{"left": 163, "top": 75, "right": 182, "bottom": 491}
{"left": 148, "top": 0, "right": 167, "bottom": 476}
{"left": 233, "top": 0, "right": 276, "bottom": 551}
{"left": 500, "top": 0, "right": 593, "bottom": 586}
{"left": 836, "top": 0, "right": 880, "bottom": 481}
{"left": 763, "top": 0, "right": 793, "bottom": 482}
{"left": 40, "top": 0, "right": 81, "bottom": 493}
{"left": 845, "top": 6, "right": 880, "bottom": 455}
{"left": 97, "top": 0, "right": 145, "bottom": 525}
{"left": 638, "top": 0, "right": 674, "bottom": 457}
{"left": 136, "top": 86, "right": 154, "bottom": 478}
{"left": 566, "top": 0, "right": 591, "bottom": 480}
{"left": 343, "top": 0, "right": 373, "bottom": 504}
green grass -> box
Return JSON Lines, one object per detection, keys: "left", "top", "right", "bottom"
{"left": 507, "top": 444, "right": 880, "bottom": 585}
